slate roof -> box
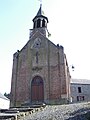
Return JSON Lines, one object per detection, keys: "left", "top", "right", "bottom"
{"left": 0, "top": 92, "right": 9, "bottom": 100}
{"left": 71, "top": 79, "right": 90, "bottom": 84}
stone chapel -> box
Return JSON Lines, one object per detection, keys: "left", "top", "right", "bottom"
{"left": 10, "top": 5, "right": 71, "bottom": 107}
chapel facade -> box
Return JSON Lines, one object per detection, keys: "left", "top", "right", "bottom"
{"left": 10, "top": 5, "right": 71, "bottom": 107}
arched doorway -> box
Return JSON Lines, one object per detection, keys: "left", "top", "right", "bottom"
{"left": 31, "top": 76, "right": 44, "bottom": 103}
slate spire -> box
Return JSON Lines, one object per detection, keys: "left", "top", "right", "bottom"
{"left": 36, "top": 4, "right": 43, "bottom": 16}
{"left": 33, "top": 5, "right": 48, "bottom": 29}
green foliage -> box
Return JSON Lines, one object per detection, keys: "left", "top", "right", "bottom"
{"left": 4, "top": 92, "right": 10, "bottom": 99}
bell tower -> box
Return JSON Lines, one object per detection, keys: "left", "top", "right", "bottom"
{"left": 29, "top": 4, "right": 49, "bottom": 38}
{"left": 33, "top": 4, "right": 48, "bottom": 28}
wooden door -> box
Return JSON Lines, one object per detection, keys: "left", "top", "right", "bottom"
{"left": 31, "top": 76, "right": 44, "bottom": 103}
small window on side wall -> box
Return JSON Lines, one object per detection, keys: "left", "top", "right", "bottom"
{"left": 78, "top": 87, "right": 82, "bottom": 93}
{"left": 77, "top": 96, "right": 84, "bottom": 101}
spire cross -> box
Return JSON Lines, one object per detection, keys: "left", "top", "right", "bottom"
{"left": 38, "top": 0, "right": 42, "bottom": 6}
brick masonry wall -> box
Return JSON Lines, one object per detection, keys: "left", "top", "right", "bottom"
{"left": 10, "top": 30, "right": 70, "bottom": 107}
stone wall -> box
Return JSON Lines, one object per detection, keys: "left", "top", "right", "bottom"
{"left": 71, "top": 83, "right": 90, "bottom": 103}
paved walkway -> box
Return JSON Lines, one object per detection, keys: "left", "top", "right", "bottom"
{"left": 25, "top": 102, "right": 90, "bottom": 120}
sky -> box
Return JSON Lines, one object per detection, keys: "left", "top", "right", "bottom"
{"left": 0, "top": 0, "right": 90, "bottom": 94}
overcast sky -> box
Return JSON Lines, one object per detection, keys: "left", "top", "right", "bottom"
{"left": 0, "top": 0, "right": 90, "bottom": 94}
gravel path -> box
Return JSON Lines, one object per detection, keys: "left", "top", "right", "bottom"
{"left": 25, "top": 102, "right": 90, "bottom": 120}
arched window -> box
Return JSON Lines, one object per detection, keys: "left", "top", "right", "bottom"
{"left": 42, "top": 19, "right": 45, "bottom": 27}
{"left": 37, "top": 19, "right": 41, "bottom": 28}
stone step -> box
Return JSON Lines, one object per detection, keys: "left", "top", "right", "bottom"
{"left": 0, "top": 113, "right": 17, "bottom": 119}
{"left": 0, "top": 105, "right": 46, "bottom": 120}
